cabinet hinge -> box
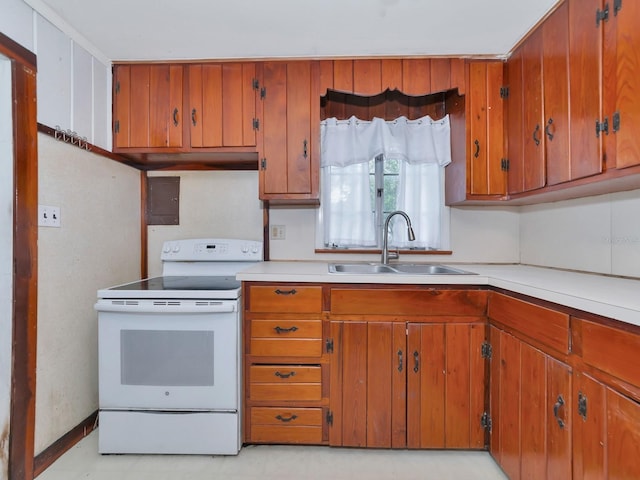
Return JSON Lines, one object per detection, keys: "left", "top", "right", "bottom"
{"left": 499, "top": 86, "right": 509, "bottom": 99}
{"left": 481, "top": 412, "right": 492, "bottom": 432}
{"left": 500, "top": 158, "right": 510, "bottom": 172}
{"left": 596, "top": 3, "right": 610, "bottom": 26}
{"left": 326, "top": 410, "right": 334, "bottom": 426}
{"left": 260, "top": 158, "right": 267, "bottom": 170}
{"left": 114, "top": 120, "right": 120, "bottom": 134}
{"left": 578, "top": 391, "right": 588, "bottom": 421}
{"left": 260, "top": 86, "right": 266, "bottom": 100}
{"left": 115, "top": 81, "right": 120, "bottom": 95}
{"left": 326, "top": 338, "right": 334, "bottom": 353}
{"left": 614, "top": 0, "right": 622, "bottom": 15}
{"left": 481, "top": 342, "right": 493, "bottom": 359}
{"left": 596, "top": 118, "right": 609, "bottom": 138}
{"left": 253, "top": 118, "right": 260, "bottom": 131}
{"left": 612, "top": 111, "right": 621, "bottom": 133}
{"left": 252, "top": 78, "right": 260, "bottom": 91}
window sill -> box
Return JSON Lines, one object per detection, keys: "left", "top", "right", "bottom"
{"left": 314, "top": 248, "right": 453, "bottom": 255}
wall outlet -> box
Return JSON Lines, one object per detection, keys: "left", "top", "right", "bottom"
{"left": 271, "top": 225, "right": 286, "bottom": 240}
{"left": 38, "top": 205, "right": 61, "bottom": 227}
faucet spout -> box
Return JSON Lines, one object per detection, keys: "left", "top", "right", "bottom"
{"left": 381, "top": 210, "right": 415, "bottom": 264}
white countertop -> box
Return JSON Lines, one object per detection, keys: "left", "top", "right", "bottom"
{"left": 237, "top": 262, "right": 640, "bottom": 327}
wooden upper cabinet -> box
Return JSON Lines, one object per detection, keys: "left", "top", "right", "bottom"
{"left": 543, "top": 1, "right": 572, "bottom": 186}
{"left": 188, "top": 63, "right": 258, "bottom": 148}
{"left": 603, "top": 0, "right": 640, "bottom": 170}
{"left": 568, "top": 0, "right": 603, "bottom": 179}
{"left": 467, "top": 61, "right": 506, "bottom": 197}
{"left": 113, "top": 64, "right": 183, "bottom": 149}
{"left": 260, "top": 61, "right": 317, "bottom": 202}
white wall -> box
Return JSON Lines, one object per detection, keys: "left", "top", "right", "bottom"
{"left": 35, "top": 134, "right": 141, "bottom": 454}
{"left": 268, "top": 206, "right": 521, "bottom": 264}
{"left": 146, "top": 171, "right": 264, "bottom": 276}
{"left": 0, "top": 0, "right": 112, "bottom": 150}
{"left": 0, "top": 56, "right": 13, "bottom": 480}
{"left": 520, "top": 189, "right": 640, "bottom": 278}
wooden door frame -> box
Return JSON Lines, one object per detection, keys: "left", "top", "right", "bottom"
{"left": 1, "top": 31, "right": 38, "bottom": 480}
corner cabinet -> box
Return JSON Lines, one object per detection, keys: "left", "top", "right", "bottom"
{"left": 258, "top": 61, "right": 319, "bottom": 204}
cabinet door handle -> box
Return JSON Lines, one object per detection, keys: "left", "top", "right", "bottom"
{"left": 173, "top": 108, "right": 179, "bottom": 127}
{"left": 303, "top": 139, "right": 308, "bottom": 159}
{"left": 553, "top": 394, "right": 565, "bottom": 429}
{"left": 191, "top": 108, "right": 197, "bottom": 126}
{"left": 397, "top": 350, "right": 403, "bottom": 372}
{"left": 533, "top": 124, "right": 541, "bottom": 146}
{"left": 274, "top": 289, "right": 297, "bottom": 296}
{"left": 274, "top": 326, "right": 299, "bottom": 334}
{"left": 474, "top": 139, "right": 480, "bottom": 158}
{"left": 275, "top": 414, "right": 298, "bottom": 423}
{"left": 545, "top": 118, "right": 554, "bottom": 141}
{"left": 413, "top": 351, "right": 420, "bottom": 373}
{"left": 274, "top": 371, "right": 296, "bottom": 379}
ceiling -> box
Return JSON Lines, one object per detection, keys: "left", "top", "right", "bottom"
{"left": 27, "top": 0, "right": 560, "bottom": 62}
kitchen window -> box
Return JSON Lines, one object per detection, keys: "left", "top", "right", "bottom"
{"left": 318, "top": 115, "right": 451, "bottom": 251}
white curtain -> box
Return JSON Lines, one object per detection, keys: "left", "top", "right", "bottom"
{"left": 320, "top": 114, "right": 451, "bottom": 249}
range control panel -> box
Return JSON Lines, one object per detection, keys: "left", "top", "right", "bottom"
{"left": 161, "top": 238, "right": 263, "bottom": 262}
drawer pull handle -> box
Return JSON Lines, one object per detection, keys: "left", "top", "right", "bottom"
{"left": 274, "top": 326, "right": 299, "bottom": 334}
{"left": 274, "top": 371, "right": 296, "bottom": 379}
{"left": 275, "top": 289, "right": 297, "bottom": 296}
{"left": 553, "top": 394, "right": 565, "bottom": 429}
{"left": 275, "top": 414, "right": 298, "bottom": 423}
{"left": 413, "top": 351, "right": 420, "bottom": 373}
{"left": 474, "top": 139, "right": 480, "bottom": 158}
{"left": 173, "top": 108, "right": 179, "bottom": 127}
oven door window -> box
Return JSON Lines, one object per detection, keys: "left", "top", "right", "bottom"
{"left": 121, "top": 330, "right": 214, "bottom": 386}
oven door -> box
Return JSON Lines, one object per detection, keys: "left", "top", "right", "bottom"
{"left": 97, "top": 301, "right": 239, "bottom": 410}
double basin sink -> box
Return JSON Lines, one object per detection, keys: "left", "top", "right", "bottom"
{"left": 328, "top": 263, "right": 476, "bottom": 275}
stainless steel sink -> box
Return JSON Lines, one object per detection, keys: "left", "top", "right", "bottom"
{"left": 328, "top": 263, "right": 476, "bottom": 275}
{"left": 329, "top": 263, "right": 398, "bottom": 274}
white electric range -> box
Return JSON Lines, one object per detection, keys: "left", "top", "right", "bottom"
{"left": 95, "top": 238, "right": 262, "bottom": 455}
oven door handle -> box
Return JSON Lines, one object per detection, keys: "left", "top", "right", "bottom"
{"left": 94, "top": 301, "right": 236, "bottom": 314}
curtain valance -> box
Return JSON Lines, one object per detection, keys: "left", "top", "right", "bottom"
{"left": 320, "top": 114, "right": 451, "bottom": 167}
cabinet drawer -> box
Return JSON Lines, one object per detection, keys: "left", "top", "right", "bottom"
{"left": 250, "top": 319, "right": 323, "bottom": 357}
{"left": 488, "top": 292, "right": 569, "bottom": 354}
{"left": 330, "top": 288, "right": 487, "bottom": 316}
{"left": 249, "top": 407, "right": 323, "bottom": 444}
{"left": 578, "top": 319, "right": 640, "bottom": 388}
{"left": 248, "top": 285, "right": 323, "bottom": 313}
{"left": 250, "top": 407, "right": 323, "bottom": 426}
{"left": 251, "top": 319, "right": 322, "bottom": 338}
{"left": 249, "top": 365, "right": 322, "bottom": 401}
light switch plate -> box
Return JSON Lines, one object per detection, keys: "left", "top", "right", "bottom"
{"left": 271, "top": 225, "right": 286, "bottom": 240}
{"left": 38, "top": 205, "right": 61, "bottom": 227}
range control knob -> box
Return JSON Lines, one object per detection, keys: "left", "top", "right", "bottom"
{"left": 162, "top": 244, "right": 171, "bottom": 253}
{"left": 251, "top": 245, "right": 260, "bottom": 254}
{"left": 172, "top": 244, "right": 180, "bottom": 253}
{"left": 241, "top": 245, "right": 249, "bottom": 253}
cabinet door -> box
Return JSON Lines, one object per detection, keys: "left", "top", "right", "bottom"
{"left": 113, "top": 64, "right": 183, "bottom": 149}
{"left": 568, "top": 0, "right": 603, "bottom": 179}
{"left": 506, "top": 48, "right": 524, "bottom": 195}
{"left": 329, "top": 321, "right": 406, "bottom": 448}
{"left": 188, "top": 63, "right": 257, "bottom": 148}
{"left": 407, "top": 323, "right": 485, "bottom": 449}
{"left": 604, "top": 0, "right": 640, "bottom": 169}
{"left": 607, "top": 388, "right": 640, "bottom": 479}
{"left": 572, "top": 372, "right": 606, "bottom": 480}
{"left": 467, "top": 61, "right": 506, "bottom": 196}
{"left": 521, "top": 28, "right": 546, "bottom": 192}
{"left": 543, "top": 2, "right": 572, "bottom": 186}
{"left": 261, "top": 61, "right": 315, "bottom": 200}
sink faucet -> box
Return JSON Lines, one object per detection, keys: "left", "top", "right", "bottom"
{"left": 381, "top": 210, "right": 416, "bottom": 264}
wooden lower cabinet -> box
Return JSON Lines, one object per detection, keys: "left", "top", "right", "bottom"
{"left": 488, "top": 326, "right": 572, "bottom": 480}
{"left": 329, "top": 320, "right": 486, "bottom": 449}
